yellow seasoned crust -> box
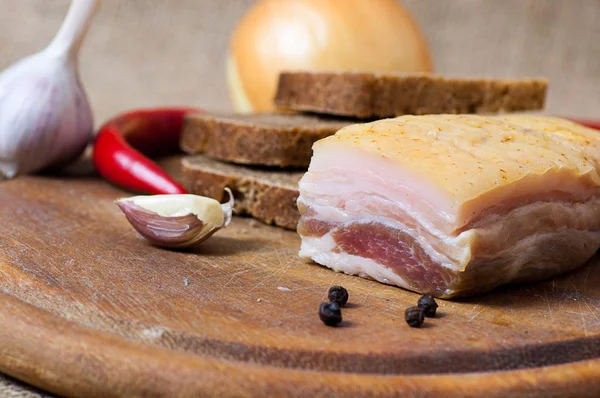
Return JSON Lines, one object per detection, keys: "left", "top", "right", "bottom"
{"left": 314, "top": 115, "right": 600, "bottom": 225}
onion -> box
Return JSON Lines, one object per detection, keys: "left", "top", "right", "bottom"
{"left": 227, "top": 0, "right": 433, "bottom": 113}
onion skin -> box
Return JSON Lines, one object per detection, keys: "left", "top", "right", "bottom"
{"left": 228, "top": 0, "right": 433, "bottom": 113}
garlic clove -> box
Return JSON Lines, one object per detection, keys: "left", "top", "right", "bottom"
{"left": 116, "top": 188, "right": 234, "bottom": 249}
{"left": 221, "top": 187, "right": 234, "bottom": 227}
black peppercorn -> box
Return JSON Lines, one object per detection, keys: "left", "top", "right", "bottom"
{"left": 319, "top": 302, "right": 342, "bottom": 326}
{"left": 417, "top": 295, "right": 438, "bottom": 317}
{"left": 328, "top": 285, "right": 349, "bottom": 307}
{"left": 405, "top": 306, "right": 425, "bottom": 327}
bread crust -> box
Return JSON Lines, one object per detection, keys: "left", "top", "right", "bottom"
{"left": 181, "top": 155, "right": 302, "bottom": 229}
{"left": 181, "top": 113, "right": 350, "bottom": 168}
{"left": 275, "top": 72, "right": 548, "bottom": 119}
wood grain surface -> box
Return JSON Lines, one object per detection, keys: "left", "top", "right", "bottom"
{"left": 1, "top": 172, "right": 600, "bottom": 397}
{"left": 1, "top": 1, "right": 600, "bottom": 394}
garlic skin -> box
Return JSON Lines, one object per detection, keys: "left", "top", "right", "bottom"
{"left": 116, "top": 188, "right": 234, "bottom": 249}
{"left": 0, "top": 0, "right": 99, "bottom": 179}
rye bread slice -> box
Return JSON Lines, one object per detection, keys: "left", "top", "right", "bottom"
{"left": 275, "top": 71, "right": 548, "bottom": 119}
{"left": 181, "top": 155, "right": 302, "bottom": 230}
{"left": 180, "top": 113, "right": 350, "bottom": 168}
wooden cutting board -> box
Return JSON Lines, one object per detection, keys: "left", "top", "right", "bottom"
{"left": 1, "top": 173, "right": 600, "bottom": 397}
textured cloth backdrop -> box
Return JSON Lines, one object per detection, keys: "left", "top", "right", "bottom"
{"left": 0, "top": 0, "right": 599, "bottom": 396}
{"left": 0, "top": 0, "right": 598, "bottom": 125}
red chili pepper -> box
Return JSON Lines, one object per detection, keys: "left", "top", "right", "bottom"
{"left": 568, "top": 119, "right": 600, "bottom": 131}
{"left": 93, "top": 108, "right": 199, "bottom": 194}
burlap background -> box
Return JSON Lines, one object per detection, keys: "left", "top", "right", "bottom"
{"left": 1, "top": 0, "right": 599, "bottom": 125}
{"left": 0, "top": 0, "right": 599, "bottom": 395}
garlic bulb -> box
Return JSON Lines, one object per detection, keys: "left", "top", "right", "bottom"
{"left": 116, "top": 188, "right": 235, "bottom": 249}
{"left": 0, "top": 0, "right": 99, "bottom": 179}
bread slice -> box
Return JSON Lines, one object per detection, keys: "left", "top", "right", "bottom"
{"left": 274, "top": 71, "right": 548, "bottom": 119}
{"left": 181, "top": 155, "right": 302, "bottom": 230}
{"left": 180, "top": 113, "right": 351, "bottom": 168}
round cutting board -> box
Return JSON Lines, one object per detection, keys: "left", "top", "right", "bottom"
{"left": 1, "top": 175, "right": 600, "bottom": 397}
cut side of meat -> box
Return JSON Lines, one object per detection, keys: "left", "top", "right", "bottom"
{"left": 297, "top": 115, "right": 600, "bottom": 298}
